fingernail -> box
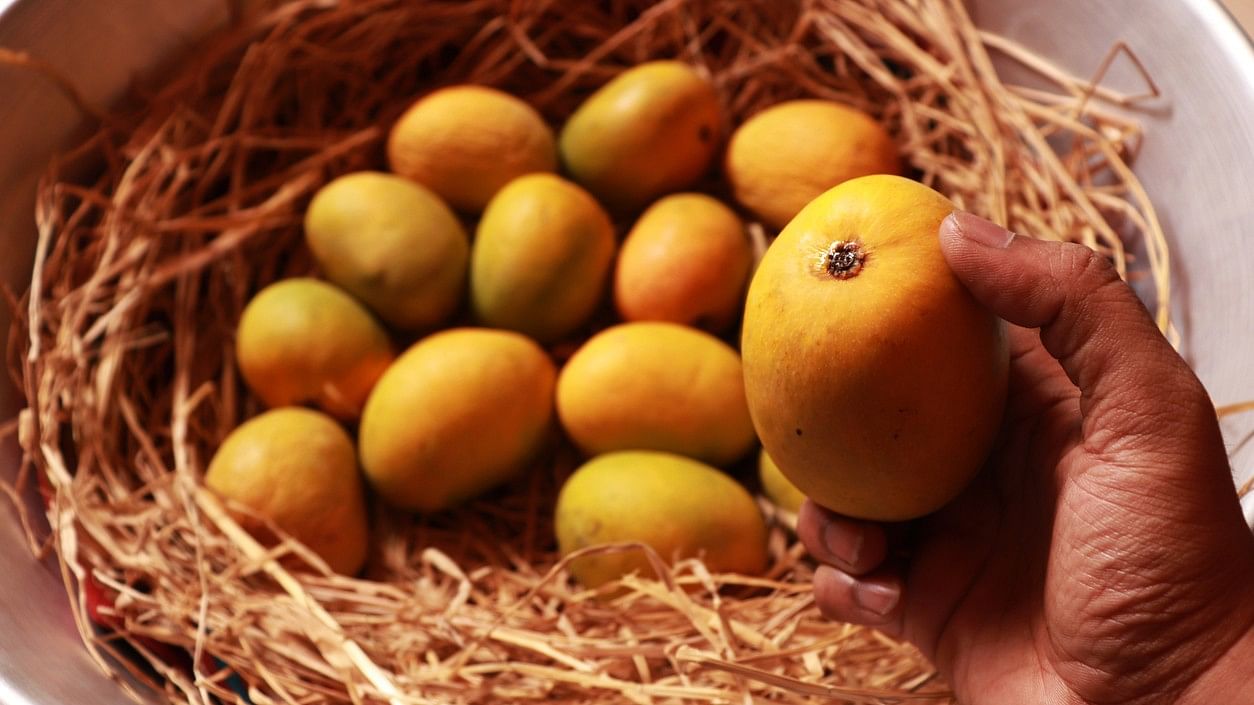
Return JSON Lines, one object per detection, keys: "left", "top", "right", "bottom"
{"left": 947, "top": 211, "right": 1015, "bottom": 249}
{"left": 853, "top": 579, "right": 900, "bottom": 616}
{"left": 823, "top": 522, "right": 863, "bottom": 568}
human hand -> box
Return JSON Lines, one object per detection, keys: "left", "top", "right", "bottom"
{"left": 797, "top": 212, "right": 1254, "bottom": 704}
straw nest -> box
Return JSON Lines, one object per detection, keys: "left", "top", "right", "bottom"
{"left": 2, "top": 1, "right": 1181, "bottom": 703}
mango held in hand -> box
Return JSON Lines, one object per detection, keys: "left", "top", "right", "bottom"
{"left": 305, "top": 172, "right": 468, "bottom": 331}
{"left": 614, "top": 193, "right": 752, "bottom": 331}
{"left": 236, "top": 278, "right": 394, "bottom": 420}
{"left": 557, "top": 322, "right": 755, "bottom": 465}
{"left": 742, "top": 175, "right": 1008, "bottom": 521}
{"left": 555, "top": 451, "right": 768, "bottom": 588}
{"left": 205, "top": 408, "right": 370, "bottom": 575}
{"left": 359, "top": 328, "right": 556, "bottom": 512}
{"left": 559, "top": 61, "right": 721, "bottom": 212}
{"left": 726, "top": 100, "right": 900, "bottom": 230}
{"left": 471, "top": 174, "right": 616, "bottom": 343}
{"left": 387, "top": 85, "right": 557, "bottom": 212}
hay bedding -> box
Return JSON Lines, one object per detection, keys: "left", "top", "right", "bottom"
{"left": 1, "top": 0, "right": 1171, "bottom": 703}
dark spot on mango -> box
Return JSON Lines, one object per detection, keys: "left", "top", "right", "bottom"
{"left": 795, "top": 428, "right": 803, "bottom": 436}
{"left": 698, "top": 124, "right": 713, "bottom": 143}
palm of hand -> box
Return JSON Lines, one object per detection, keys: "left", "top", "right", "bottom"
{"left": 893, "top": 327, "right": 1242, "bottom": 705}
{"left": 801, "top": 217, "right": 1254, "bottom": 705}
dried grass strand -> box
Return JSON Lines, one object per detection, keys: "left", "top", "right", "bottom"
{"left": 3, "top": 1, "right": 1186, "bottom": 704}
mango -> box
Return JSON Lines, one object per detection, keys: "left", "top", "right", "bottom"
{"left": 555, "top": 451, "right": 768, "bottom": 588}
{"left": 236, "top": 278, "right": 394, "bottom": 420}
{"left": 614, "top": 193, "right": 752, "bottom": 331}
{"left": 470, "top": 174, "right": 615, "bottom": 343}
{"left": 556, "top": 322, "right": 755, "bottom": 465}
{"left": 305, "top": 171, "right": 468, "bottom": 331}
{"left": 758, "top": 449, "right": 807, "bottom": 514}
{"left": 726, "top": 100, "right": 900, "bottom": 230}
{"left": 359, "top": 328, "right": 556, "bottom": 512}
{"left": 387, "top": 85, "right": 557, "bottom": 212}
{"left": 741, "top": 175, "right": 1008, "bottom": 521}
{"left": 206, "top": 408, "right": 369, "bottom": 575}
{"left": 559, "top": 61, "right": 721, "bottom": 212}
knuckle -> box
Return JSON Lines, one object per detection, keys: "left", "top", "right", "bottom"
{"left": 1049, "top": 244, "right": 1135, "bottom": 350}
{"left": 1054, "top": 242, "right": 1120, "bottom": 292}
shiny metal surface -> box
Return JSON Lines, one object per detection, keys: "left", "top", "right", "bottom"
{"left": 1, "top": 1, "right": 1252, "bottom": 703}
{"left": 968, "top": 0, "right": 1254, "bottom": 529}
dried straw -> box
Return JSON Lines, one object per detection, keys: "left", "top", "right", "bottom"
{"left": 2, "top": 1, "right": 1176, "bottom": 703}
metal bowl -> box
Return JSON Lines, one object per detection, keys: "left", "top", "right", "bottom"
{"left": 1, "top": 1, "right": 1252, "bottom": 703}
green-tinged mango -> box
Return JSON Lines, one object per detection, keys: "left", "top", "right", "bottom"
{"left": 758, "top": 449, "right": 807, "bottom": 514}
{"left": 555, "top": 451, "right": 768, "bottom": 588}
{"left": 559, "top": 61, "right": 721, "bottom": 213}
{"left": 471, "top": 174, "right": 615, "bottom": 343}
{"left": 305, "top": 171, "right": 468, "bottom": 331}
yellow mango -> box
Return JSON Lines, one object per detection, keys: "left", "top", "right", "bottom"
{"left": 614, "top": 193, "right": 752, "bottom": 331}
{"left": 742, "top": 175, "right": 1008, "bottom": 520}
{"left": 726, "top": 100, "right": 900, "bottom": 230}
{"left": 305, "top": 171, "right": 468, "bottom": 331}
{"left": 758, "top": 449, "right": 807, "bottom": 514}
{"left": 471, "top": 174, "right": 616, "bottom": 343}
{"left": 236, "top": 278, "right": 394, "bottom": 420}
{"left": 556, "top": 322, "right": 755, "bottom": 465}
{"left": 359, "top": 328, "right": 557, "bottom": 512}
{"left": 555, "top": 451, "right": 768, "bottom": 588}
{"left": 206, "top": 408, "right": 369, "bottom": 575}
{"left": 559, "top": 61, "right": 721, "bottom": 212}
{"left": 387, "top": 85, "right": 557, "bottom": 212}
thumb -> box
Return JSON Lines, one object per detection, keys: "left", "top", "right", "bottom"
{"left": 935, "top": 216, "right": 1254, "bottom": 699}
{"left": 937, "top": 211, "right": 1227, "bottom": 476}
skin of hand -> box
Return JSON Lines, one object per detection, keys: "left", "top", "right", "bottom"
{"left": 797, "top": 212, "right": 1254, "bottom": 705}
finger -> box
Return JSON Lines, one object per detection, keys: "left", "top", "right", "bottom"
{"left": 938, "top": 211, "right": 1219, "bottom": 463}
{"left": 797, "top": 500, "right": 888, "bottom": 575}
{"left": 813, "top": 563, "right": 904, "bottom": 634}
